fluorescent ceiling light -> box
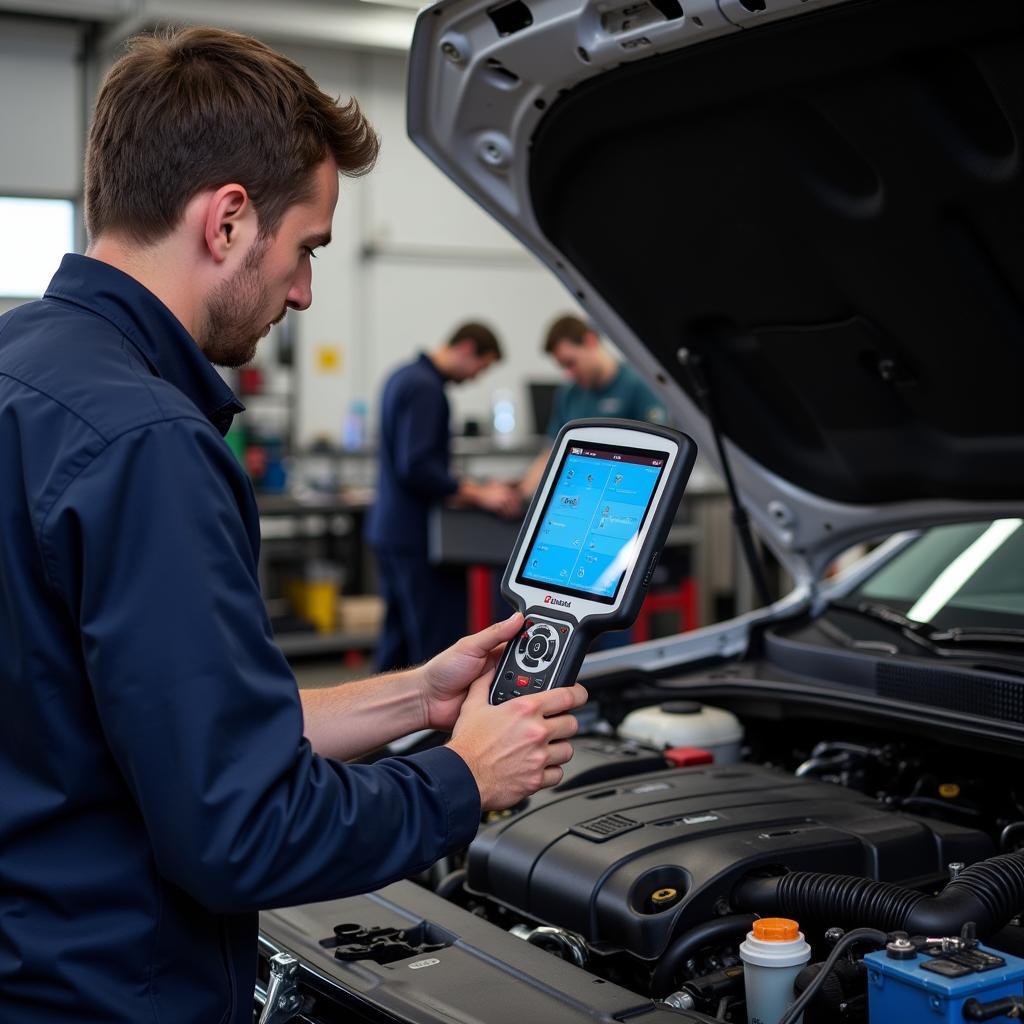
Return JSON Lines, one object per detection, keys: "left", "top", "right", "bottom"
{"left": 357, "top": 0, "right": 424, "bottom": 10}
{"left": 907, "top": 518, "right": 1023, "bottom": 623}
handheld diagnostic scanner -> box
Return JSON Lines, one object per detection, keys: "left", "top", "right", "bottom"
{"left": 489, "top": 419, "right": 696, "bottom": 705}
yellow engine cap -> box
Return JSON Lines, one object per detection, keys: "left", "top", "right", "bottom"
{"left": 752, "top": 917, "right": 800, "bottom": 942}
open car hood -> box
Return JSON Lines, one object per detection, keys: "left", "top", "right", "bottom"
{"left": 408, "top": 0, "right": 1024, "bottom": 582}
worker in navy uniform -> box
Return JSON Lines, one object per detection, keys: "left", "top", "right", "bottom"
{"left": 367, "top": 324, "right": 520, "bottom": 672}
{"left": 0, "top": 28, "right": 586, "bottom": 1024}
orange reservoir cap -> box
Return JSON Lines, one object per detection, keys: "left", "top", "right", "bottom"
{"left": 752, "top": 918, "right": 800, "bottom": 942}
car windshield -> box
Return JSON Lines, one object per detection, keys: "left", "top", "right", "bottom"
{"left": 846, "top": 519, "right": 1024, "bottom": 631}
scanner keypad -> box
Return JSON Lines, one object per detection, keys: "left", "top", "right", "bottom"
{"left": 490, "top": 614, "right": 575, "bottom": 704}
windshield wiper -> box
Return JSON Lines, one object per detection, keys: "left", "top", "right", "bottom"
{"left": 828, "top": 601, "right": 1024, "bottom": 672}
{"left": 928, "top": 626, "right": 1024, "bottom": 649}
{"left": 828, "top": 601, "right": 942, "bottom": 653}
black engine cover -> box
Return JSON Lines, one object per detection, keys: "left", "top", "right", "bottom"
{"left": 467, "top": 763, "right": 993, "bottom": 959}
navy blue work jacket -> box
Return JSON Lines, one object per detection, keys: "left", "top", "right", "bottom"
{"left": 0, "top": 255, "right": 480, "bottom": 1023}
{"left": 365, "top": 353, "right": 459, "bottom": 553}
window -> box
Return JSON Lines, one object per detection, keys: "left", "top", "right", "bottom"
{"left": 0, "top": 197, "right": 75, "bottom": 299}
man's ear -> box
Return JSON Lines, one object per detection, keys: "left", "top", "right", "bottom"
{"left": 203, "top": 184, "right": 253, "bottom": 264}
{"left": 582, "top": 331, "right": 600, "bottom": 349}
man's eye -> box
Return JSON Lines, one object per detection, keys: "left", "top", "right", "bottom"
{"left": 304, "top": 247, "right": 319, "bottom": 259}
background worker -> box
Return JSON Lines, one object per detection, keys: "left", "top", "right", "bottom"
{"left": 368, "top": 323, "right": 521, "bottom": 672}
{"left": 519, "top": 314, "right": 669, "bottom": 499}
{"left": 0, "top": 29, "right": 585, "bottom": 1023}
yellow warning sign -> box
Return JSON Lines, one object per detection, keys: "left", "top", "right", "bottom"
{"left": 316, "top": 346, "right": 341, "bottom": 373}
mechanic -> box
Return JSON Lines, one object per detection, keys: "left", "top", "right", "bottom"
{"left": 0, "top": 27, "right": 586, "bottom": 1024}
{"left": 518, "top": 313, "right": 669, "bottom": 499}
{"left": 368, "top": 323, "right": 521, "bottom": 672}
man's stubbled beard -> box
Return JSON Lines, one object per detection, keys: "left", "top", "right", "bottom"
{"left": 201, "top": 234, "right": 286, "bottom": 368}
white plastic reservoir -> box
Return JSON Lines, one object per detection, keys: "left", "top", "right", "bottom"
{"left": 618, "top": 701, "right": 744, "bottom": 763}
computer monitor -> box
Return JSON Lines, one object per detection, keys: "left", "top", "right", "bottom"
{"left": 527, "top": 381, "right": 559, "bottom": 436}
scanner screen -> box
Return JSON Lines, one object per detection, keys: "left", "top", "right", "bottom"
{"left": 518, "top": 442, "right": 667, "bottom": 602}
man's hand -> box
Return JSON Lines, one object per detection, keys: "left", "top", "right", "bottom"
{"left": 446, "top": 676, "right": 588, "bottom": 811}
{"left": 479, "top": 480, "right": 522, "bottom": 518}
{"left": 466, "top": 481, "right": 524, "bottom": 524}
{"left": 420, "top": 612, "right": 523, "bottom": 732}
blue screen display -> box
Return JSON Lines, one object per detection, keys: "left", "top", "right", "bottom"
{"left": 519, "top": 443, "right": 666, "bottom": 601}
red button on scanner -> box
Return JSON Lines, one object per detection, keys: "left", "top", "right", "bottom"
{"left": 516, "top": 676, "right": 530, "bottom": 688}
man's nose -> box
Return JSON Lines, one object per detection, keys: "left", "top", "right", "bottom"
{"left": 287, "top": 266, "right": 313, "bottom": 311}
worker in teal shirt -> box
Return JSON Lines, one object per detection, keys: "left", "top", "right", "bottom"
{"left": 513, "top": 314, "right": 670, "bottom": 648}
{"left": 518, "top": 314, "right": 669, "bottom": 499}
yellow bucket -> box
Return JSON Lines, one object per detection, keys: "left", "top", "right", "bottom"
{"left": 285, "top": 565, "right": 339, "bottom": 634}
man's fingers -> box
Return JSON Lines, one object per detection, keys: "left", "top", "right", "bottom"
{"left": 546, "top": 740, "right": 575, "bottom": 767}
{"left": 462, "top": 671, "right": 495, "bottom": 709}
{"left": 448, "top": 676, "right": 585, "bottom": 809}
{"left": 460, "top": 611, "right": 524, "bottom": 658}
{"left": 544, "top": 712, "right": 580, "bottom": 742}
{"left": 500, "top": 494, "right": 521, "bottom": 518}
{"left": 532, "top": 682, "right": 588, "bottom": 717}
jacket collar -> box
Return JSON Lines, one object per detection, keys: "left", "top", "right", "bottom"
{"left": 45, "top": 253, "right": 245, "bottom": 435}
{"left": 418, "top": 351, "right": 449, "bottom": 384}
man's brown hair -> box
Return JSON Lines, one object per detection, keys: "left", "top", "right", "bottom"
{"left": 543, "top": 314, "right": 591, "bottom": 353}
{"left": 85, "top": 26, "right": 379, "bottom": 245}
{"left": 447, "top": 322, "right": 503, "bottom": 360}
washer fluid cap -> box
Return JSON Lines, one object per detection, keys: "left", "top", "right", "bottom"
{"left": 753, "top": 918, "right": 800, "bottom": 942}
{"left": 660, "top": 701, "right": 703, "bottom": 715}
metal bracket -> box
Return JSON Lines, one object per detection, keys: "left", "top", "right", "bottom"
{"left": 257, "top": 952, "right": 303, "bottom": 1024}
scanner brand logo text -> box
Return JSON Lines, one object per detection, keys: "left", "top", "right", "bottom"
{"left": 544, "top": 595, "right": 572, "bottom": 608}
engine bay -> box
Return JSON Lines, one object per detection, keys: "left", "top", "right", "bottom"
{"left": 260, "top": 624, "right": 1024, "bottom": 1024}
{"left": 466, "top": 760, "right": 992, "bottom": 960}
{"left": 406, "top": 689, "right": 1024, "bottom": 1023}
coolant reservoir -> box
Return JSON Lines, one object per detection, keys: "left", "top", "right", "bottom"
{"left": 617, "top": 701, "right": 744, "bottom": 763}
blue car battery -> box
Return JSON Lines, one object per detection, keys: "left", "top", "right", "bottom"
{"left": 865, "top": 943, "right": 1024, "bottom": 1024}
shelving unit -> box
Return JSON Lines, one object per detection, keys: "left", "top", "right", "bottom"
{"left": 257, "top": 493, "right": 377, "bottom": 659}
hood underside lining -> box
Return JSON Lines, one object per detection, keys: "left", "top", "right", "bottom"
{"left": 528, "top": 0, "right": 1024, "bottom": 505}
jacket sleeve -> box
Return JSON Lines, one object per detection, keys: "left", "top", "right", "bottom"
{"left": 390, "top": 384, "right": 460, "bottom": 499}
{"left": 40, "top": 417, "right": 480, "bottom": 914}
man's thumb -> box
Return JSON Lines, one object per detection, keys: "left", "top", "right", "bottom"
{"left": 466, "top": 611, "right": 523, "bottom": 655}
{"left": 460, "top": 671, "right": 496, "bottom": 712}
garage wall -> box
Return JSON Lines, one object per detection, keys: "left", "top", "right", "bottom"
{"left": 0, "top": 17, "right": 84, "bottom": 310}
{"left": 0, "top": 17, "right": 83, "bottom": 198}
{"left": 275, "top": 44, "right": 578, "bottom": 448}
{"left": 0, "top": 23, "right": 578, "bottom": 447}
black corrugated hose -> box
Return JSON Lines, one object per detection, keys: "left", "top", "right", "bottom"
{"left": 734, "top": 850, "right": 1024, "bottom": 939}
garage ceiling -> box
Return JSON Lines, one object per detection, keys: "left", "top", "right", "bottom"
{"left": 0, "top": 0, "right": 417, "bottom": 53}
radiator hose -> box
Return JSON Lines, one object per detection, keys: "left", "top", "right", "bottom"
{"left": 734, "top": 851, "right": 1024, "bottom": 939}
